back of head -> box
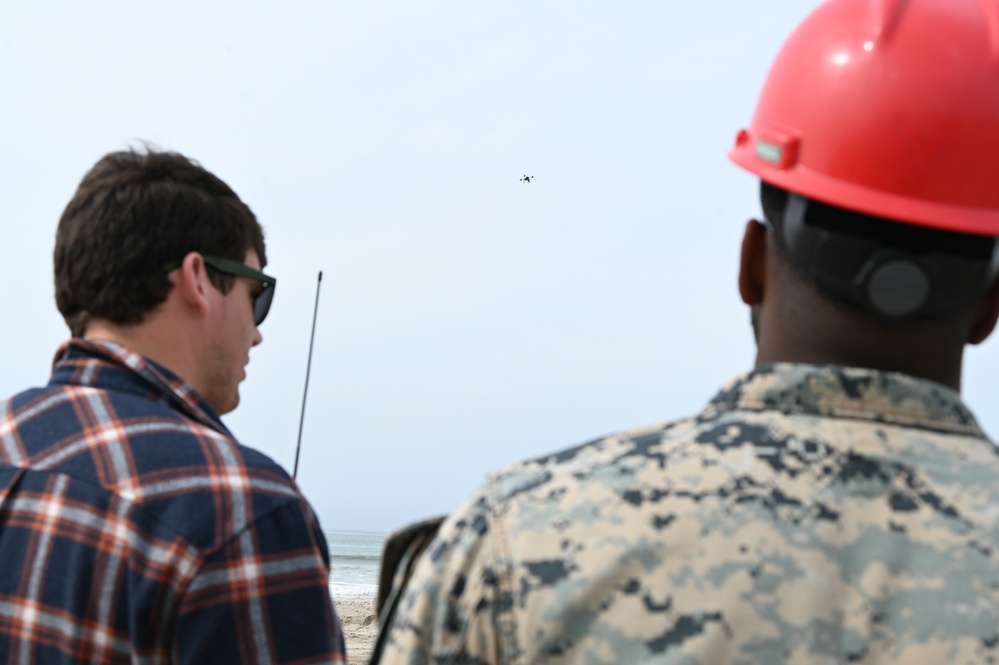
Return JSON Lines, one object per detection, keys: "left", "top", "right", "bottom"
{"left": 729, "top": 0, "right": 999, "bottom": 367}
{"left": 55, "top": 148, "right": 266, "bottom": 337}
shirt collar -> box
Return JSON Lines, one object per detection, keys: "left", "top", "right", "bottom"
{"left": 49, "top": 338, "right": 232, "bottom": 437}
{"left": 705, "top": 363, "right": 985, "bottom": 438}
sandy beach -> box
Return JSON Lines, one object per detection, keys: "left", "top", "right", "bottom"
{"left": 335, "top": 595, "right": 379, "bottom": 664}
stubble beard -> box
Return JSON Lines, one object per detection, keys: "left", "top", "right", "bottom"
{"left": 205, "top": 339, "right": 242, "bottom": 416}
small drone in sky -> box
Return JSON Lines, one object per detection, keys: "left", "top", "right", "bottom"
{"left": 520, "top": 174, "right": 534, "bottom": 183}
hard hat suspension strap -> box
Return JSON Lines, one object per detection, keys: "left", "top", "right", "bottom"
{"left": 780, "top": 194, "right": 996, "bottom": 322}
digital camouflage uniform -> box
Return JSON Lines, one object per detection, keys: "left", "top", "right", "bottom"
{"left": 378, "top": 363, "right": 999, "bottom": 664}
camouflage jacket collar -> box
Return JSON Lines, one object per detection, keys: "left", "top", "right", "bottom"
{"left": 706, "top": 363, "right": 985, "bottom": 438}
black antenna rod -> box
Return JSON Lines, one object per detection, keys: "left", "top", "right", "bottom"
{"left": 293, "top": 271, "right": 323, "bottom": 480}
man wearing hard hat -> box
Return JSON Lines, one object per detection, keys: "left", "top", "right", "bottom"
{"left": 374, "top": 0, "right": 999, "bottom": 661}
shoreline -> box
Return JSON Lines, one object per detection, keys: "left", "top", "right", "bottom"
{"left": 334, "top": 594, "right": 378, "bottom": 665}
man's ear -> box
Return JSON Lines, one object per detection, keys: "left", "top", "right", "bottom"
{"left": 739, "top": 219, "right": 768, "bottom": 306}
{"left": 968, "top": 277, "right": 999, "bottom": 345}
{"left": 172, "top": 252, "right": 212, "bottom": 319}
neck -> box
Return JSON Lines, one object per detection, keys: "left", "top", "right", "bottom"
{"left": 84, "top": 318, "right": 201, "bottom": 387}
{"left": 754, "top": 304, "right": 966, "bottom": 391}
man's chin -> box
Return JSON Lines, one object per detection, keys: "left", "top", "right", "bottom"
{"left": 211, "top": 391, "right": 240, "bottom": 416}
{"left": 222, "top": 394, "right": 240, "bottom": 415}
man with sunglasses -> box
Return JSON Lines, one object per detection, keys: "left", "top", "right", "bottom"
{"left": 0, "top": 148, "right": 346, "bottom": 663}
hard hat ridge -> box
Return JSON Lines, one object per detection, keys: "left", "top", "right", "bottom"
{"left": 869, "top": 0, "right": 906, "bottom": 45}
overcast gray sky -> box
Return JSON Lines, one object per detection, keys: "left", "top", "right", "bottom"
{"left": 3, "top": 1, "right": 998, "bottom": 533}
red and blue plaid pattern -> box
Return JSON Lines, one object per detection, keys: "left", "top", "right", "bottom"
{"left": 0, "top": 339, "right": 346, "bottom": 664}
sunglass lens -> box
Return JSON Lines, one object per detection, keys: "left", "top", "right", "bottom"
{"left": 254, "top": 283, "right": 275, "bottom": 325}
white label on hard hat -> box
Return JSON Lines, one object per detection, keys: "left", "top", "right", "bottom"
{"left": 756, "top": 140, "right": 782, "bottom": 164}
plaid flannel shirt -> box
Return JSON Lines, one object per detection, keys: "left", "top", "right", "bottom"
{"left": 0, "top": 339, "right": 347, "bottom": 664}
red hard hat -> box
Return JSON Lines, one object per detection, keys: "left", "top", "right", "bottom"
{"left": 729, "top": 0, "right": 999, "bottom": 236}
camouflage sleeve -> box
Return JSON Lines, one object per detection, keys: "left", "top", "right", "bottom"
{"left": 377, "top": 481, "right": 518, "bottom": 665}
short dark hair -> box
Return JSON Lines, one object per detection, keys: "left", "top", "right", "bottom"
{"left": 54, "top": 148, "right": 267, "bottom": 337}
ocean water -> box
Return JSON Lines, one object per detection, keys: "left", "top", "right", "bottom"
{"left": 325, "top": 529, "right": 385, "bottom": 598}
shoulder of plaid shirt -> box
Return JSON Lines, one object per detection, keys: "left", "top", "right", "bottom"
{"left": 0, "top": 338, "right": 346, "bottom": 664}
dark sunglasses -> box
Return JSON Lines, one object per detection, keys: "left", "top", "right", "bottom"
{"left": 165, "top": 255, "right": 277, "bottom": 325}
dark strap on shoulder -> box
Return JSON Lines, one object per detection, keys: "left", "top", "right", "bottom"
{"left": 370, "top": 515, "right": 446, "bottom": 664}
